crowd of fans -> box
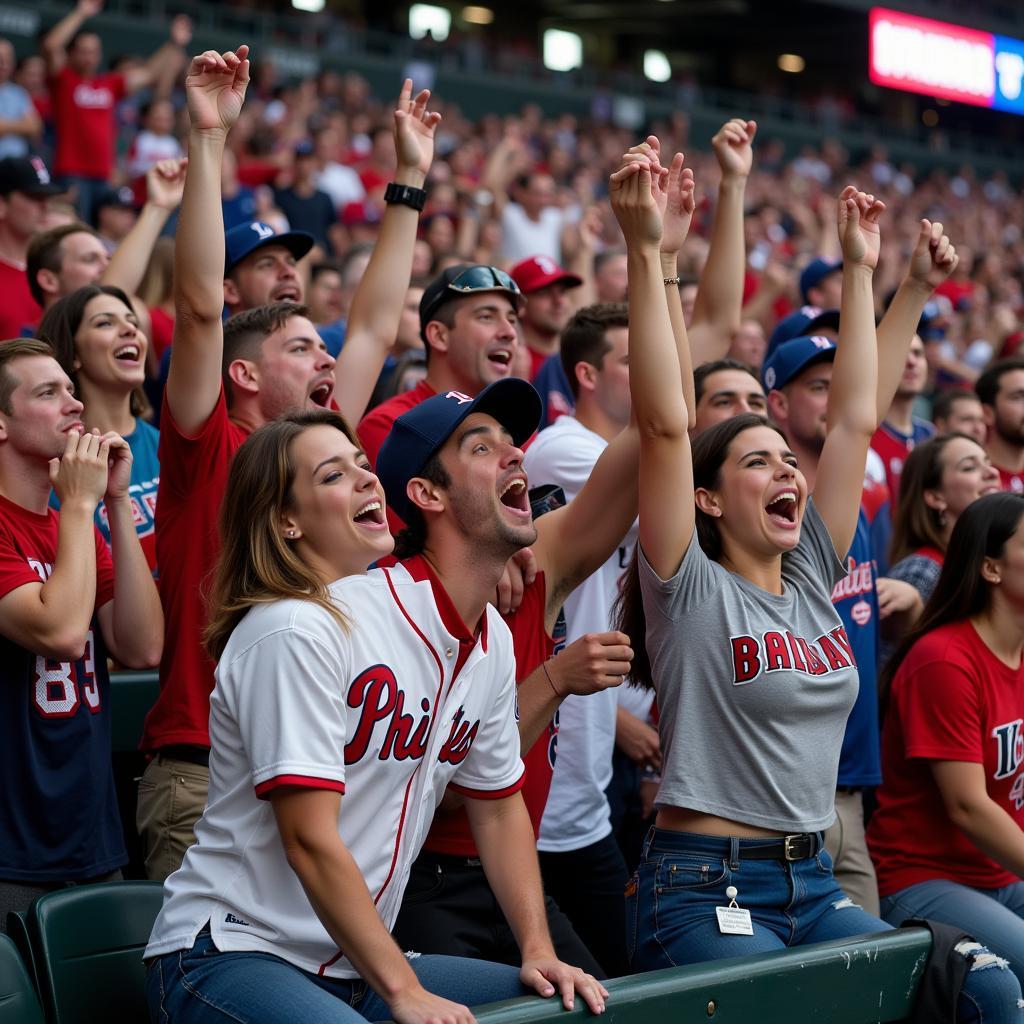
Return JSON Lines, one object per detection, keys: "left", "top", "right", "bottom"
{"left": 1, "top": 5, "right": 1024, "bottom": 1023}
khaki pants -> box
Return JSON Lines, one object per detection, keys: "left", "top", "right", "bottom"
{"left": 823, "top": 789, "right": 880, "bottom": 917}
{"left": 136, "top": 755, "right": 209, "bottom": 883}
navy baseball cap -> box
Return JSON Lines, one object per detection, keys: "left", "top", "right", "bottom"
{"left": 224, "top": 221, "right": 315, "bottom": 275}
{"left": 0, "top": 156, "right": 64, "bottom": 197}
{"left": 762, "top": 335, "right": 837, "bottom": 391}
{"left": 799, "top": 258, "right": 842, "bottom": 303}
{"left": 767, "top": 305, "right": 823, "bottom": 358}
{"left": 377, "top": 378, "right": 542, "bottom": 525}
{"left": 420, "top": 264, "right": 523, "bottom": 341}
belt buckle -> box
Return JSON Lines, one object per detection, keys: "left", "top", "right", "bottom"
{"left": 783, "top": 835, "right": 804, "bottom": 861}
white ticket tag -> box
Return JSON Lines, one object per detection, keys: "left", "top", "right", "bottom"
{"left": 715, "top": 906, "right": 754, "bottom": 935}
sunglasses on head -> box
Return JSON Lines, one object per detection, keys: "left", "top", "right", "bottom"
{"left": 446, "top": 266, "right": 521, "bottom": 296}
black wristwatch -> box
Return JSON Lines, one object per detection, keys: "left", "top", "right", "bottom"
{"left": 384, "top": 182, "right": 427, "bottom": 212}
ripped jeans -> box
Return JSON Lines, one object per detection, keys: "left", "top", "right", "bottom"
{"left": 627, "top": 829, "right": 1022, "bottom": 1022}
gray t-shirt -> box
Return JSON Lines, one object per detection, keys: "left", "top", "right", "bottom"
{"left": 640, "top": 500, "right": 858, "bottom": 832}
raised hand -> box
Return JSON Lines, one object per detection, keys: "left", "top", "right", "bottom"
{"left": 711, "top": 118, "right": 757, "bottom": 179}
{"left": 49, "top": 430, "right": 109, "bottom": 510}
{"left": 906, "top": 219, "right": 958, "bottom": 290}
{"left": 837, "top": 185, "right": 885, "bottom": 271}
{"left": 393, "top": 79, "right": 441, "bottom": 179}
{"left": 185, "top": 45, "right": 250, "bottom": 135}
{"left": 170, "top": 13, "right": 193, "bottom": 48}
{"left": 146, "top": 157, "right": 188, "bottom": 210}
{"left": 660, "top": 152, "right": 696, "bottom": 257}
{"left": 610, "top": 159, "right": 663, "bottom": 252}
{"left": 77, "top": 0, "right": 103, "bottom": 17}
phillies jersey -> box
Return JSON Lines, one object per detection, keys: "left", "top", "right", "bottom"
{"left": 0, "top": 494, "right": 125, "bottom": 882}
{"left": 145, "top": 559, "right": 524, "bottom": 978}
{"left": 869, "top": 619, "right": 1024, "bottom": 895}
{"left": 869, "top": 418, "right": 935, "bottom": 503}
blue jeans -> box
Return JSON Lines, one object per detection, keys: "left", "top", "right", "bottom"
{"left": 882, "top": 878, "right": 1024, "bottom": 987}
{"left": 627, "top": 828, "right": 1022, "bottom": 1023}
{"left": 146, "top": 927, "right": 528, "bottom": 1023}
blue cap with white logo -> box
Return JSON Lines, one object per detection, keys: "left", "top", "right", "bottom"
{"left": 377, "top": 379, "right": 542, "bottom": 525}
{"left": 224, "top": 221, "right": 315, "bottom": 274}
{"left": 761, "top": 335, "right": 837, "bottom": 391}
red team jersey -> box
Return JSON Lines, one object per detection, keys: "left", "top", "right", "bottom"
{"left": 996, "top": 465, "right": 1024, "bottom": 494}
{"left": 51, "top": 67, "right": 125, "bottom": 179}
{"left": 0, "top": 494, "right": 124, "bottom": 881}
{"left": 0, "top": 259, "right": 40, "bottom": 338}
{"left": 423, "top": 571, "right": 557, "bottom": 857}
{"left": 869, "top": 418, "right": 935, "bottom": 505}
{"left": 868, "top": 619, "right": 1024, "bottom": 895}
{"left": 141, "top": 392, "right": 248, "bottom": 751}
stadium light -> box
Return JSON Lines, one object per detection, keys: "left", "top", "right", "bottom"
{"left": 409, "top": 4, "right": 451, "bottom": 41}
{"left": 543, "top": 29, "right": 582, "bottom": 72}
{"left": 463, "top": 5, "right": 494, "bottom": 24}
{"left": 778, "top": 53, "right": 805, "bottom": 73}
{"left": 292, "top": 0, "right": 325, "bottom": 10}
{"left": 644, "top": 49, "right": 672, "bottom": 82}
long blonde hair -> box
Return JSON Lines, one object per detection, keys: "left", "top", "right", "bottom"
{"left": 204, "top": 409, "right": 357, "bottom": 660}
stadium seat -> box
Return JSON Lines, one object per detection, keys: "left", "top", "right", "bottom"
{"left": 473, "top": 928, "right": 933, "bottom": 1024}
{"left": 26, "top": 881, "right": 163, "bottom": 1024}
{"left": 0, "top": 933, "right": 44, "bottom": 1024}
{"left": 2, "top": 916, "right": 35, "bottom": 998}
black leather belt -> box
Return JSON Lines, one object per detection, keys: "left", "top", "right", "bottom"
{"left": 157, "top": 744, "right": 210, "bottom": 768}
{"left": 736, "top": 833, "right": 821, "bottom": 861}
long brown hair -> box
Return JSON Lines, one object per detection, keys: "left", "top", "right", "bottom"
{"left": 614, "top": 413, "right": 782, "bottom": 690}
{"left": 888, "top": 433, "right": 977, "bottom": 566}
{"left": 880, "top": 492, "right": 1024, "bottom": 702}
{"left": 203, "top": 409, "right": 359, "bottom": 661}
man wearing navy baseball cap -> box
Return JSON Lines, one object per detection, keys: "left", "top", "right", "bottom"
{"left": 378, "top": 373, "right": 641, "bottom": 980}
{"left": 223, "top": 220, "right": 314, "bottom": 315}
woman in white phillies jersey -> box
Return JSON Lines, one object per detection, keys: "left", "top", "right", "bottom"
{"left": 143, "top": 409, "right": 528, "bottom": 1024}
{"left": 608, "top": 149, "right": 1021, "bottom": 1020}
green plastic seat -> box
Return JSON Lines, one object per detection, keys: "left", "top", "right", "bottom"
{"left": 2, "top": 916, "right": 35, "bottom": 999}
{"left": 0, "top": 933, "right": 44, "bottom": 1024}
{"left": 26, "top": 881, "right": 163, "bottom": 1024}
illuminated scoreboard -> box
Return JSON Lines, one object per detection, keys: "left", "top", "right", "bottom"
{"left": 869, "top": 6, "right": 1024, "bottom": 114}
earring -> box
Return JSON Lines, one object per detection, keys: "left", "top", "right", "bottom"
{"left": 937, "top": 509, "right": 947, "bottom": 527}
{"left": 286, "top": 529, "right": 296, "bottom": 538}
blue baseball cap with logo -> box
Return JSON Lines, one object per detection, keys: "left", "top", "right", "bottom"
{"left": 767, "top": 305, "right": 823, "bottom": 359}
{"left": 799, "top": 257, "right": 842, "bottom": 304}
{"left": 377, "top": 378, "right": 542, "bottom": 525}
{"left": 761, "top": 335, "right": 837, "bottom": 391}
{"left": 224, "top": 221, "right": 315, "bottom": 274}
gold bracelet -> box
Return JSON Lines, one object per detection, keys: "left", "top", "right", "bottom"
{"left": 663, "top": 276, "right": 681, "bottom": 286}
{"left": 542, "top": 659, "right": 561, "bottom": 698}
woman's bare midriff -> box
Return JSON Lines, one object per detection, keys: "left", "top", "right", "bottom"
{"left": 656, "top": 806, "right": 786, "bottom": 838}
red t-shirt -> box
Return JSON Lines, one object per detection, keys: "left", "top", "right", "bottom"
{"left": 149, "top": 307, "right": 175, "bottom": 363}
{"left": 358, "top": 379, "right": 437, "bottom": 534}
{"left": 424, "top": 572, "right": 557, "bottom": 856}
{"left": 0, "top": 260, "right": 39, "bottom": 339}
{"left": 51, "top": 67, "right": 125, "bottom": 180}
{"left": 996, "top": 465, "right": 1024, "bottom": 495}
{"left": 868, "top": 619, "right": 1024, "bottom": 895}
{"left": 140, "top": 391, "right": 249, "bottom": 751}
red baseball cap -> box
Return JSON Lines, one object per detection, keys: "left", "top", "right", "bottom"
{"left": 510, "top": 255, "right": 582, "bottom": 294}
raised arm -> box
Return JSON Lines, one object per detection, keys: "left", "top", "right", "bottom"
{"left": 875, "top": 220, "right": 958, "bottom": 422}
{"left": 813, "top": 187, "right": 884, "bottom": 558}
{"left": 95, "top": 434, "right": 162, "bottom": 666}
{"left": 42, "top": 0, "right": 100, "bottom": 75}
{"left": 332, "top": 81, "right": 439, "bottom": 426}
{"left": 689, "top": 119, "right": 755, "bottom": 365}
{"left": 165, "top": 46, "right": 249, "bottom": 437}
{"left": 611, "top": 157, "right": 695, "bottom": 581}
{"left": 102, "top": 158, "right": 186, "bottom": 297}
{"left": 122, "top": 15, "right": 190, "bottom": 95}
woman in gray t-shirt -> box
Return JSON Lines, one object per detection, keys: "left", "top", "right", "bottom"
{"left": 605, "top": 152, "right": 1024, "bottom": 1016}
